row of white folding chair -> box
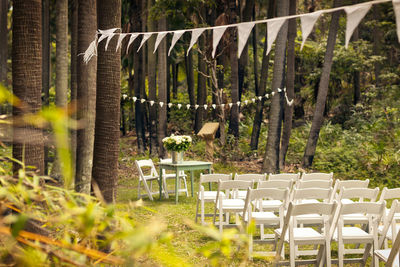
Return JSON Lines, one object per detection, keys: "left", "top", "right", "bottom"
{"left": 268, "top": 171, "right": 333, "bottom": 182}
{"left": 375, "top": 223, "right": 400, "bottom": 266}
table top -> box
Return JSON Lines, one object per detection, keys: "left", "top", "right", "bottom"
{"left": 158, "top": 160, "right": 212, "bottom": 167}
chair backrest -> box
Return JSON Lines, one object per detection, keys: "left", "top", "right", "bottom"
{"left": 291, "top": 188, "right": 333, "bottom": 203}
{"left": 301, "top": 172, "right": 333, "bottom": 181}
{"left": 330, "top": 179, "right": 370, "bottom": 202}
{"left": 379, "top": 200, "right": 400, "bottom": 248}
{"left": 199, "top": 173, "right": 231, "bottom": 184}
{"left": 135, "top": 159, "right": 158, "bottom": 178}
{"left": 379, "top": 187, "right": 400, "bottom": 202}
{"left": 216, "top": 180, "right": 253, "bottom": 200}
{"left": 268, "top": 173, "right": 300, "bottom": 181}
{"left": 234, "top": 173, "right": 267, "bottom": 182}
{"left": 338, "top": 187, "right": 380, "bottom": 202}
{"left": 295, "top": 179, "right": 333, "bottom": 189}
{"left": 257, "top": 180, "right": 293, "bottom": 190}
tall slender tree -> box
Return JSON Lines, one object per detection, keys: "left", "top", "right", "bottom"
{"left": 75, "top": 0, "right": 97, "bottom": 194}
{"left": 0, "top": 0, "right": 8, "bottom": 85}
{"left": 92, "top": 0, "right": 121, "bottom": 203}
{"left": 262, "top": 0, "right": 289, "bottom": 173}
{"left": 70, "top": 0, "right": 78, "bottom": 176}
{"left": 302, "top": 0, "right": 342, "bottom": 168}
{"left": 12, "top": 0, "right": 44, "bottom": 175}
{"left": 42, "top": 0, "right": 50, "bottom": 174}
{"left": 195, "top": 36, "right": 207, "bottom": 133}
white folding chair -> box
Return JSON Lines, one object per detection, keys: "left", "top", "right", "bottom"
{"left": 330, "top": 179, "right": 370, "bottom": 203}
{"left": 379, "top": 200, "right": 400, "bottom": 249}
{"left": 301, "top": 172, "right": 333, "bottom": 181}
{"left": 379, "top": 187, "right": 400, "bottom": 247}
{"left": 295, "top": 179, "right": 333, "bottom": 190}
{"left": 268, "top": 173, "right": 300, "bottom": 182}
{"left": 274, "top": 202, "right": 337, "bottom": 267}
{"left": 256, "top": 180, "right": 293, "bottom": 212}
{"left": 233, "top": 173, "right": 266, "bottom": 199}
{"left": 213, "top": 180, "right": 253, "bottom": 232}
{"left": 375, "top": 227, "right": 400, "bottom": 267}
{"left": 195, "top": 173, "right": 232, "bottom": 225}
{"left": 135, "top": 159, "right": 162, "bottom": 201}
{"left": 331, "top": 201, "right": 386, "bottom": 267}
{"left": 160, "top": 158, "right": 189, "bottom": 198}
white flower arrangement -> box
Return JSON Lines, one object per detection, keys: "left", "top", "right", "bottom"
{"left": 162, "top": 134, "right": 192, "bottom": 152}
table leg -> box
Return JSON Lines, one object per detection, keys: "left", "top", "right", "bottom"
{"left": 175, "top": 168, "right": 179, "bottom": 204}
{"left": 190, "top": 171, "right": 194, "bottom": 197}
{"left": 208, "top": 166, "right": 212, "bottom": 191}
{"left": 159, "top": 167, "right": 163, "bottom": 200}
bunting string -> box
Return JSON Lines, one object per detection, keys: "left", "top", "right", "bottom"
{"left": 84, "top": 0, "right": 397, "bottom": 63}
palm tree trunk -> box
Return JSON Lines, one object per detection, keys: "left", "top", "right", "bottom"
{"left": 0, "top": 0, "right": 8, "bottom": 85}
{"left": 302, "top": 0, "right": 342, "bottom": 168}
{"left": 70, "top": 0, "right": 78, "bottom": 178}
{"left": 92, "top": 0, "right": 121, "bottom": 203}
{"left": 195, "top": 36, "right": 206, "bottom": 133}
{"left": 279, "top": 0, "right": 296, "bottom": 169}
{"left": 75, "top": 0, "right": 97, "bottom": 194}
{"left": 42, "top": 0, "right": 50, "bottom": 174}
{"left": 12, "top": 0, "right": 44, "bottom": 175}
{"left": 262, "top": 0, "right": 289, "bottom": 173}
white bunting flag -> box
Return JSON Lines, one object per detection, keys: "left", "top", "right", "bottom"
{"left": 212, "top": 26, "right": 228, "bottom": 58}
{"left": 132, "top": 97, "right": 137, "bottom": 102}
{"left": 272, "top": 92, "right": 275, "bottom": 96}
{"left": 154, "top": 32, "right": 168, "bottom": 53}
{"left": 236, "top": 101, "right": 241, "bottom": 106}
{"left": 266, "top": 94, "right": 270, "bottom": 98}
{"left": 177, "top": 104, "right": 182, "bottom": 109}
{"left": 195, "top": 104, "right": 199, "bottom": 110}
{"left": 122, "top": 94, "right": 127, "bottom": 100}
{"left": 168, "top": 103, "right": 173, "bottom": 108}
{"left": 212, "top": 104, "right": 216, "bottom": 109}
{"left": 105, "top": 33, "right": 117, "bottom": 51}
{"left": 126, "top": 33, "right": 139, "bottom": 54}
{"left": 284, "top": 87, "right": 287, "bottom": 92}
{"left": 267, "top": 18, "right": 286, "bottom": 55}
{"left": 83, "top": 40, "right": 97, "bottom": 64}
{"left": 150, "top": 100, "right": 155, "bottom": 106}
{"left": 137, "top": 33, "right": 152, "bottom": 52}
{"left": 160, "top": 102, "right": 164, "bottom": 107}
{"left": 203, "top": 104, "right": 208, "bottom": 110}
{"left": 187, "top": 28, "right": 205, "bottom": 56}
{"left": 244, "top": 100, "right": 248, "bottom": 105}
{"left": 221, "top": 104, "right": 225, "bottom": 108}
{"left": 116, "top": 33, "right": 127, "bottom": 52}
{"left": 394, "top": 0, "right": 400, "bottom": 43}
{"left": 186, "top": 104, "right": 191, "bottom": 110}
{"left": 252, "top": 98, "right": 256, "bottom": 103}
{"left": 229, "top": 103, "right": 233, "bottom": 108}
{"left": 98, "top": 28, "right": 119, "bottom": 44}
{"left": 141, "top": 99, "right": 146, "bottom": 103}
{"left": 300, "top": 11, "right": 323, "bottom": 50}
{"left": 344, "top": 4, "right": 371, "bottom": 48}
{"left": 237, "top": 22, "right": 255, "bottom": 58}
{"left": 285, "top": 94, "right": 294, "bottom": 106}
{"left": 258, "top": 96, "right": 262, "bottom": 101}
{"left": 168, "top": 30, "right": 185, "bottom": 56}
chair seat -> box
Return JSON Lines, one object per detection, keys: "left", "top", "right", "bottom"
{"left": 142, "top": 175, "right": 159, "bottom": 181}
{"left": 375, "top": 249, "right": 400, "bottom": 266}
{"left": 275, "top": 227, "right": 324, "bottom": 242}
{"left": 200, "top": 191, "right": 225, "bottom": 200}
{"left": 218, "top": 199, "right": 245, "bottom": 210}
{"left": 300, "top": 199, "right": 320, "bottom": 204}
{"left": 341, "top": 198, "right": 354, "bottom": 204}
{"left": 333, "top": 227, "right": 372, "bottom": 241}
{"left": 378, "top": 224, "right": 400, "bottom": 239}
{"left": 342, "top": 213, "right": 369, "bottom": 224}
{"left": 260, "top": 200, "right": 283, "bottom": 210}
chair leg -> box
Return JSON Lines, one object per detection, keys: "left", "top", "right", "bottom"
{"left": 248, "top": 233, "right": 253, "bottom": 259}
{"left": 138, "top": 180, "right": 141, "bottom": 199}
{"left": 201, "top": 199, "right": 205, "bottom": 225}
{"left": 142, "top": 179, "right": 154, "bottom": 201}
{"left": 338, "top": 239, "right": 344, "bottom": 267}
{"left": 162, "top": 178, "right": 169, "bottom": 199}
{"left": 183, "top": 177, "right": 189, "bottom": 197}
{"left": 260, "top": 224, "right": 265, "bottom": 240}
{"left": 289, "top": 239, "right": 295, "bottom": 267}
{"left": 195, "top": 196, "right": 200, "bottom": 223}
{"left": 219, "top": 209, "right": 223, "bottom": 233}
{"left": 361, "top": 243, "right": 372, "bottom": 267}
{"left": 325, "top": 241, "right": 331, "bottom": 267}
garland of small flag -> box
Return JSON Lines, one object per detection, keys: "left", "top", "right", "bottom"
{"left": 83, "top": 0, "right": 400, "bottom": 64}
{"left": 121, "top": 87, "right": 294, "bottom": 109}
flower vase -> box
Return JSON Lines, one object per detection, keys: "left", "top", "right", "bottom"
{"left": 171, "top": 151, "right": 184, "bottom": 164}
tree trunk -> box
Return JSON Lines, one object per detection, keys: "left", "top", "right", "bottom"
{"left": 147, "top": 0, "right": 158, "bottom": 156}
{"left": 279, "top": 0, "right": 296, "bottom": 169}
{"left": 157, "top": 17, "right": 168, "bottom": 157}
{"left": 252, "top": 4, "right": 259, "bottom": 96}
{"left": 195, "top": 36, "right": 207, "bottom": 133}
{"left": 185, "top": 50, "right": 195, "bottom": 107}
{"left": 75, "top": 0, "right": 97, "bottom": 194}
{"left": 352, "top": 27, "right": 360, "bottom": 105}
{"left": 92, "top": 0, "right": 121, "bottom": 203}
{"left": 51, "top": 0, "right": 68, "bottom": 180}
{"left": 70, "top": 0, "right": 78, "bottom": 178}
{"left": 250, "top": 0, "right": 275, "bottom": 150}
{"left": 302, "top": 0, "right": 342, "bottom": 168}
{"left": 0, "top": 0, "right": 7, "bottom": 85}
{"left": 172, "top": 63, "right": 178, "bottom": 99}
{"left": 262, "top": 0, "right": 289, "bottom": 173}
{"left": 372, "top": 5, "right": 381, "bottom": 85}
{"left": 12, "top": 0, "right": 44, "bottom": 175}
{"left": 42, "top": 0, "right": 50, "bottom": 175}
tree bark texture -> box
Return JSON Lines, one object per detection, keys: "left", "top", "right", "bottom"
{"left": 75, "top": 0, "right": 97, "bottom": 194}
{"left": 0, "top": 0, "right": 8, "bottom": 84}
{"left": 70, "top": 0, "right": 78, "bottom": 177}
{"left": 185, "top": 50, "right": 195, "bottom": 107}
{"left": 42, "top": 0, "right": 50, "bottom": 174}
{"left": 92, "top": 0, "right": 121, "bottom": 203}
{"left": 12, "top": 0, "right": 44, "bottom": 175}
{"left": 302, "top": 0, "right": 342, "bottom": 168}
{"left": 279, "top": 0, "right": 296, "bottom": 169}
{"left": 262, "top": 0, "right": 289, "bottom": 173}
{"left": 195, "top": 36, "right": 207, "bottom": 134}
{"left": 157, "top": 17, "right": 168, "bottom": 157}
{"left": 52, "top": 0, "right": 68, "bottom": 180}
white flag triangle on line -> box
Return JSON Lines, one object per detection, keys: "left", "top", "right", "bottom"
{"left": 267, "top": 18, "right": 287, "bottom": 55}
{"left": 137, "top": 33, "right": 152, "bottom": 52}
{"left": 169, "top": 30, "right": 185, "bottom": 56}
{"left": 187, "top": 28, "right": 205, "bottom": 56}
{"left": 394, "top": 0, "right": 400, "bottom": 43}
{"left": 212, "top": 26, "right": 228, "bottom": 58}
{"left": 237, "top": 22, "right": 255, "bottom": 58}
{"left": 105, "top": 33, "right": 117, "bottom": 51}
{"left": 126, "top": 33, "right": 139, "bottom": 54}
{"left": 300, "top": 11, "right": 323, "bottom": 50}
{"left": 344, "top": 4, "right": 371, "bottom": 48}
{"left": 116, "top": 33, "right": 127, "bottom": 52}
{"left": 154, "top": 32, "right": 168, "bottom": 53}
{"left": 98, "top": 28, "right": 119, "bottom": 44}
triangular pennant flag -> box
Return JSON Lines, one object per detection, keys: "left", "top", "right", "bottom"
{"left": 116, "top": 33, "right": 127, "bottom": 52}
{"left": 212, "top": 26, "right": 228, "bottom": 58}
{"left": 132, "top": 97, "right": 137, "bottom": 102}
{"left": 168, "top": 30, "right": 185, "bottom": 56}
{"left": 244, "top": 100, "right": 248, "bottom": 105}
{"left": 212, "top": 104, "right": 216, "bottom": 109}
{"left": 267, "top": 18, "right": 286, "bottom": 55}
{"left": 284, "top": 87, "right": 287, "bottom": 92}
{"left": 258, "top": 96, "right": 262, "bottom": 101}
{"left": 122, "top": 94, "right": 127, "bottom": 100}
{"left": 83, "top": 39, "right": 97, "bottom": 64}
{"left": 126, "top": 33, "right": 139, "bottom": 54}
{"left": 285, "top": 94, "right": 294, "bottom": 106}
{"left": 237, "top": 22, "right": 255, "bottom": 58}
{"left": 137, "top": 33, "right": 152, "bottom": 52}
{"left": 160, "top": 102, "right": 164, "bottom": 107}
{"left": 344, "top": 4, "right": 371, "bottom": 49}
{"left": 141, "top": 99, "right": 146, "bottom": 103}
{"left": 393, "top": 0, "right": 400, "bottom": 43}
{"left": 203, "top": 104, "right": 208, "bottom": 110}
{"left": 271, "top": 92, "right": 275, "bottom": 96}
{"left": 150, "top": 100, "right": 155, "bottom": 106}
{"left": 186, "top": 104, "right": 191, "bottom": 109}
{"left": 300, "top": 11, "right": 323, "bottom": 50}
{"left": 187, "top": 28, "right": 205, "bottom": 56}
{"left": 177, "top": 104, "right": 182, "bottom": 109}
{"left": 154, "top": 32, "right": 168, "bottom": 53}
{"left": 236, "top": 101, "right": 241, "bottom": 106}
{"left": 228, "top": 103, "right": 233, "bottom": 108}
{"left": 252, "top": 98, "right": 256, "bottom": 103}
{"left": 277, "top": 88, "right": 282, "bottom": 92}
{"left": 221, "top": 104, "right": 225, "bottom": 108}
{"left": 105, "top": 33, "right": 117, "bottom": 51}
{"left": 98, "top": 28, "right": 119, "bottom": 44}
{"left": 266, "top": 94, "right": 270, "bottom": 98}
{"left": 195, "top": 104, "right": 199, "bottom": 109}
{"left": 168, "top": 103, "right": 173, "bottom": 108}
